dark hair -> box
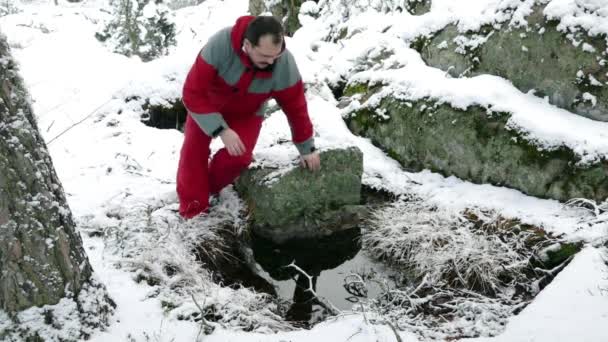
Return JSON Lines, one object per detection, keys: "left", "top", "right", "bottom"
{"left": 244, "top": 16, "right": 284, "bottom": 46}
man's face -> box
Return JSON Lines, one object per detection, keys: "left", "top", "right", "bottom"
{"left": 244, "top": 34, "right": 283, "bottom": 70}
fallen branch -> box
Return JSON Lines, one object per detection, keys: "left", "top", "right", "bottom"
{"left": 285, "top": 261, "right": 341, "bottom": 316}
{"left": 190, "top": 293, "right": 216, "bottom": 337}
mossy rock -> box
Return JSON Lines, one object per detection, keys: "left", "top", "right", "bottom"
{"left": 420, "top": 5, "right": 608, "bottom": 121}
{"left": 342, "top": 82, "right": 385, "bottom": 106}
{"left": 346, "top": 96, "right": 608, "bottom": 202}
{"left": 236, "top": 147, "right": 364, "bottom": 243}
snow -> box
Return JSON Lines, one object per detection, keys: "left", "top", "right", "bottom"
{"left": 466, "top": 246, "right": 608, "bottom": 342}
{"left": 545, "top": 0, "right": 608, "bottom": 37}
{"left": 84, "top": 238, "right": 201, "bottom": 342}
{"left": 299, "top": 1, "right": 319, "bottom": 15}
{"left": 1, "top": 0, "right": 608, "bottom": 341}
{"left": 582, "top": 92, "right": 598, "bottom": 106}
{"left": 202, "top": 316, "right": 420, "bottom": 342}
{"left": 14, "top": 298, "right": 82, "bottom": 341}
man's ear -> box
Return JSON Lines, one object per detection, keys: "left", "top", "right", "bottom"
{"left": 243, "top": 38, "right": 252, "bottom": 51}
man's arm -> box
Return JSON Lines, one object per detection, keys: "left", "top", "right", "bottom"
{"left": 182, "top": 28, "right": 230, "bottom": 138}
{"left": 272, "top": 51, "right": 316, "bottom": 154}
{"left": 272, "top": 51, "right": 320, "bottom": 171}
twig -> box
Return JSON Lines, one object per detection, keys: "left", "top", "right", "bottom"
{"left": 386, "top": 321, "right": 403, "bottom": 342}
{"left": 346, "top": 327, "right": 363, "bottom": 341}
{"left": 565, "top": 198, "right": 601, "bottom": 216}
{"left": 534, "top": 255, "right": 574, "bottom": 277}
{"left": 409, "top": 273, "right": 429, "bottom": 297}
{"left": 285, "top": 262, "right": 341, "bottom": 315}
{"left": 190, "top": 293, "right": 215, "bottom": 338}
{"left": 47, "top": 92, "right": 123, "bottom": 145}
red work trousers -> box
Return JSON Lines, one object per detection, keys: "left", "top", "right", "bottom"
{"left": 177, "top": 113, "right": 263, "bottom": 219}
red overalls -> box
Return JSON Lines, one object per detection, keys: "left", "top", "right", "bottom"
{"left": 177, "top": 16, "right": 314, "bottom": 218}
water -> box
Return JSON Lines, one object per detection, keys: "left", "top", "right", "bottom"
{"left": 249, "top": 227, "right": 395, "bottom": 325}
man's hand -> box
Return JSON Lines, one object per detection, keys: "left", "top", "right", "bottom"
{"left": 300, "top": 151, "right": 321, "bottom": 172}
{"left": 219, "top": 128, "right": 246, "bottom": 156}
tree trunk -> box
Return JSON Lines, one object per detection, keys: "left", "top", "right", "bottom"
{"left": 0, "top": 32, "right": 113, "bottom": 340}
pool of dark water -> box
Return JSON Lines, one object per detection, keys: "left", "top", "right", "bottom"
{"left": 248, "top": 227, "right": 396, "bottom": 325}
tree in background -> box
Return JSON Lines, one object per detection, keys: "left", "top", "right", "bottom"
{"left": 96, "top": 0, "right": 176, "bottom": 62}
{"left": 0, "top": 32, "right": 115, "bottom": 341}
{"left": 0, "top": 0, "right": 21, "bottom": 17}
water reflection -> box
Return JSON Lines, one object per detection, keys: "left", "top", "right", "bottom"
{"left": 251, "top": 228, "right": 363, "bottom": 325}
{"left": 285, "top": 273, "right": 318, "bottom": 323}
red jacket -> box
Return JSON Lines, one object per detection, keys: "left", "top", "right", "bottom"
{"left": 182, "top": 16, "right": 315, "bottom": 155}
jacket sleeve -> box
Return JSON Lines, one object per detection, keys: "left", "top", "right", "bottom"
{"left": 182, "top": 28, "right": 231, "bottom": 137}
{"left": 272, "top": 51, "right": 315, "bottom": 155}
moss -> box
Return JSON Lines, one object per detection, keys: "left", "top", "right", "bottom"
{"left": 345, "top": 92, "right": 608, "bottom": 201}
{"left": 477, "top": 24, "right": 495, "bottom": 36}
{"left": 574, "top": 68, "right": 607, "bottom": 96}
{"left": 386, "top": 148, "right": 401, "bottom": 162}
{"left": 410, "top": 34, "right": 431, "bottom": 53}
{"left": 509, "top": 130, "right": 578, "bottom": 167}
{"left": 343, "top": 82, "right": 384, "bottom": 104}
{"left": 161, "top": 300, "right": 178, "bottom": 312}
{"left": 343, "top": 83, "right": 369, "bottom": 97}
{"left": 471, "top": 111, "right": 509, "bottom": 144}
{"left": 544, "top": 242, "right": 582, "bottom": 269}
{"left": 346, "top": 102, "right": 391, "bottom": 133}
{"left": 236, "top": 148, "right": 364, "bottom": 243}
{"left": 338, "top": 27, "right": 348, "bottom": 40}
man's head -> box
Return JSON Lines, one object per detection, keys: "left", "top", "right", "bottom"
{"left": 243, "top": 16, "right": 285, "bottom": 70}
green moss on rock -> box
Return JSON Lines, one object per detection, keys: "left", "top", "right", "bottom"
{"left": 236, "top": 147, "right": 365, "bottom": 243}
{"left": 347, "top": 96, "right": 608, "bottom": 202}
{"left": 544, "top": 242, "right": 582, "bottom": 269}
{"left": 343, "top": 83, "right": 369, "bottom": 97}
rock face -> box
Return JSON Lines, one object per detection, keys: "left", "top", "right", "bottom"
{"left": 420, "top": 6, "right": 608, "bottom": 121}
{"left": 345, "top": 93, "right": 608, "bottom": 202}
{"left": 236, "top": 147, "right": 364, "bottom": 243}
{"left": 0, "top": 33, "right": 113, "bottom": 340}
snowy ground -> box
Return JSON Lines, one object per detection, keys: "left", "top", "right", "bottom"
{"left": 2, "top": 0, "right": 608, "bottom": 340}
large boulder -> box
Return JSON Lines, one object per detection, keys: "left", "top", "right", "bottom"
{"left": 236, "top": 147, "right": 364, "bottom": 243}
{"left": 419, "top": 5, "right": 608, "bottom": 121}
{"left": 345, "top": 91, "right": 608, "bottom": 202}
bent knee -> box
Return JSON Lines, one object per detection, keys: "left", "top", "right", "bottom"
{"left": 230, "top": 154, "right": 253, "bottom": 169}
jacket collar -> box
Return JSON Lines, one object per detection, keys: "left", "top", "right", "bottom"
{"left": 230, "top": 15, "right": 281, "bottom": 78}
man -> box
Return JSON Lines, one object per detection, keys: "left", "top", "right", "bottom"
{"left": 177, "top": 15, "right": 321, "bottom": 219}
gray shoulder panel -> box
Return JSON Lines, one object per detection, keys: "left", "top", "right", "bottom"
{"left": 273, "top": 50, "right": 302, "bottom": 91}
{"left": 200, "top": 27, "right": 233, "bottom": 69}
{"left": 200, "top": 27, "right": 244, "bottom": 86}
